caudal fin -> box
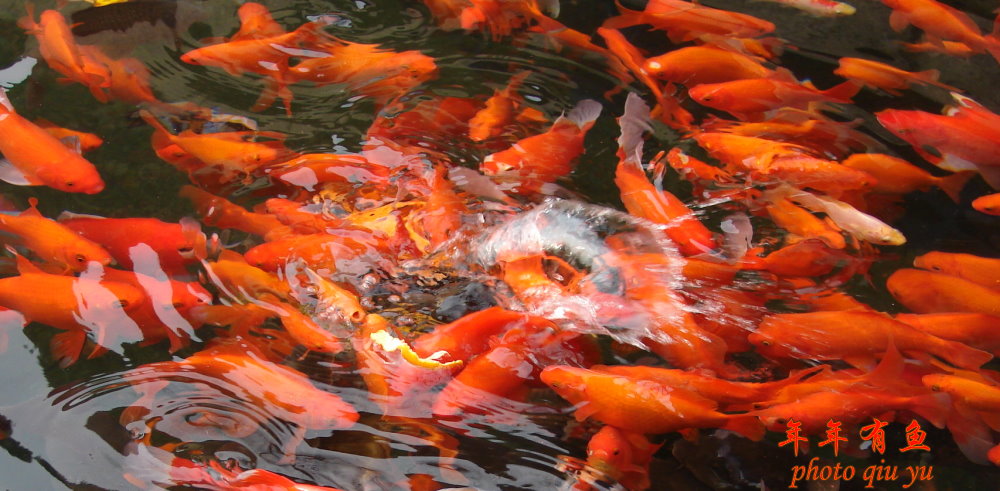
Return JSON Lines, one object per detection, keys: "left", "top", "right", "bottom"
{"left": 722, "top": 414, "right": 765, "bottom": 441}
{"left": 602, "top": 2, "right": 644, "bottom": 29}
{"left": 821, "top": 80, "right": 862, "bottom": 102}
{"left": 616, "top": 93, "right": 652, "bottom": 165}
{"left": 936, "top": 170, "right": 976, "bottom": 203}
{"left": 562, "top": 99, "right": 603, "bottom": 132}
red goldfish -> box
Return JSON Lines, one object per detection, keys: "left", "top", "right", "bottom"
{"left": 841, "top": 153, "right": 972, "bottom": 202}
{"left": 585, "top": 426, "right": 661, "bottom": 491}
{"left": 59, "top": 214, "right": 206, "bottom": 277}
{"left": 481, "top": 99, "right": 602, "bottom": 193}
{"left": 644, "top": 46, "right": 774, "bottom": 86}
{"left": 0, "top": 89, "right": 104, "bottom": 193}
{"left": 17, "top": 7, "right": 109, "bottom": 96}
{"left": 468, "top": 71, "right": 539, "bottom": 141}
{"left": 972, "top": 192, "right": 1000, "bottom": 215}
{"left": 541, "top": 366, "right": 765, "bottom": 439}
{"left": 898, "top": 313, "right": 1000, "bottom": 356}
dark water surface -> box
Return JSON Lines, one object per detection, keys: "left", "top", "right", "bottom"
{"left": 1, "top": 0, "right": 1000, "bottom": 489}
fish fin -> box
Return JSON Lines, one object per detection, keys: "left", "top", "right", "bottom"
{"left": 722, "top": 414, "right": 765, "bottom": 441}
{"left": 978, "top": 410, "right": 1000, "bottom": 432}
{"left": 617, "top": 93, "right": 652, "bottom": 166}
{"left": 678, "top": 428, "right": 700, "bottom": 442}
{"left": 936, "top": 171, "right": 975, "bottom": 203}
{"left": 565, "top": 99, "right": 603, "bottom": 131}
{"left": 57, "top": 210, "right": 106, "bottom": 221}
{"left": 51, "top": 330, "right": 85, "bottom": 368}
{"left": 179, "top": 216, "right": 207, "bottom": 260}
{"left": 842, "top": 356, "right": 877, "bottom": 372}
{"left": 603, "top": 2, "right": 643, "bottom": 29}
{"left": 820, "top": 80, "right": 862, "bottom": 102}
{"left": 975, "top": 164, "right": 1000, "bottom": 189}
{"left": 907, "top": 392, "right": 950, "bottom": 429}
{"left": 0, "top": 159, "right": 43, "bottom": 186}
{"left": 945, "top": 406, "right": 994, "bottom": 464}
{"left": 864, "top": 339, "right": 905, "bottom": 388}
{"left": 938, "top": 340, "right": 994, "bottom": 370}
{"left": 888, "top": 10, "right": 909, "bottom": 32}
{"left": 87, "top": 84, "right": 109, "bottom": 104}
{"left": 59, "top": 135, "right": 83, "bottom": 155}
{"left": 572, "top": 401, "right": 598, "bottom": 422}
{"left": 0, "top": 87, "right": 12, "bottom": 113}
{"left": 137, "top": 109, "right": 174, "bottom": 139}
{"left": 13, "top": 251, "right": 44, "bottom": 276}
{"left": 515, "top": 106, "right": 548, "bottom": 124}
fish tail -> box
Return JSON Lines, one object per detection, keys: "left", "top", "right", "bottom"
{"left": 616, "top": 93, "right": 652, "bottom": 166}
{"left": 936, "top": 339, "right": 994, "bottom": 370}
{"left": 603, "top": 2, "right": 643, "bottom": 29}
{"left": 907, "top": 392, "right": 950, "bottom": 429}
{"left": 936, "top": 170, "right": 976, "bottom": 203}
{"left": 911, "top": 68, "right": 963, "bottom": 93}
{"left": 16, "top": 3, "right": 37, "bottom": 33}
{"left": 984, "top": 35, "right": 1000, "bottom": 65}
{"left": 565, "top": 99, "right": 603, "bottom": 132}
{"left": 722, "top": 414, "right": 765, "bottom": 441}
{"left": 821, "top": 79, "right": 862, "bottom": 102}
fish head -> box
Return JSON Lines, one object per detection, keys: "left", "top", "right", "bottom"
{"left": 688, "top": 84, "right": 731, "bottom": 111}
{"left": 540, "top": 365, "right": 590, "bottom": 401}
{"left": 62, "top": 242, "right": 114, "bottom": 273}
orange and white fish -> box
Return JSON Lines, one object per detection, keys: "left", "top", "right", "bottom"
{"left": 0, "top": 88, "right": 105, "bottom": 193}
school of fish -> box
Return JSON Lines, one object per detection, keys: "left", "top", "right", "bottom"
{"left": 1, "top": 0, "right": 1000, "bottom": 489}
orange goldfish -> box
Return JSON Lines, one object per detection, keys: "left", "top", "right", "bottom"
{"left": 468, "top": 71, "right": 537, "bottom": 141}
{"left": 202, "top": 249, "right": 293, "bottom": 303}
{"left": 0, "top": 201, "right": 112, "bottom": 273}
{"left": 34, "top": 118, "right": 103, "bottom": 153}
{"left": 972, "top": 192, "right": 1000, "bottom": 215}
{"left": 411, "top": 307, "right": 534, "bottom": 362}
{"left": 749, "top": 388, "right": 947, "bottom": 434}
{"left": 923, "top": 374, "right": 1000, "bottom": 412}
{"left": 644, "top": 46, "right": 774, "bottom": 86}
{"left": 605, "top": 0, "right": 774, "bottom": 43}
{"left": 834, "top": 57, "right": 959, "bottom": 96}
{"left": 881, "top": 0, "right": 1000, "bottom": 63}
{"left": 899, "top": 40, "right": 976, "bottom": 57}
{"left": 420, "top": 165, "right": 467, "bottom": 250}
{"left": 541, "top": 366, "right": 765, "bottom": 439}
{"left": 913, "top": 251, "right": 1000, "bottom": 290}
{"left": 897, "top": 313, "right": 1000, "bottom": 356}
{"left": 0, "top": 256, "right": 145, "bottom": 367}
{"left": 750, "top": 311, "right": 993, "bottom": 369}
{"left": 17, "top": 7, "right": 109, "bottom": 96}
{"left": 887, "top": 268, "right": 1000, "bottom": 316}
{"left": 59, "top": 214, "right": 206, "bottom": 277}
{"left": 481, "top": 99, "right": 601, "bottom": 193}
{"left": 75, "top": 45, "right": 159, "bottom": 105}
{"left": 615, "top": 94, "right": 716, "bottom": 255}
{"left": 179, "top": 185, "right": 288, "bottom": 239}
{"left": 764, "top": 196, "right": 847, "bottom": 249}
{"left": 689, "top": 78, "right": 861, "bottom": 120}
{"left": 0, "top": 89, "right": 104, "bottom": 193}
{"left": 141, "top": 111, "right": 293, "bottom": 180}
{"left": 841, "top": 153, "right": 972, "bottom": 202}
{"left": 585, "top": 426, "right": 661, "bottom": 491}
{"left": 701, "top": 109, "right": 879, "bottom": 158}
{"left": 256, "top": 294, "right": 343, "bottom": 354}
{"left": 266, "top": 153, "right": 392, "bottom": 194}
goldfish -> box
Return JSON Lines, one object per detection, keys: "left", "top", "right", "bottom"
{"left": 749, "top": 388, "right": 947, "bottom": 433}
{"left": 34, "top": 118, "right": 103, "bottom": 153}
{"left": 255, "top": 294, "right": 343, "bottom": 354}
{"left": 584, "top": 426, "right": 661, "bottom": 491}
{"left": 605, "top": 0, "right": 775, "bottom": 43}
{"left": 141, "top": 110, "right": 293, "bottom": 181}
{"left": 841, "top": 153, "right": 972, "bottom": 202}
{"left": 913, "top": 251, "right": 1000, "bottom": 290}
{"left": 202, "top": 249, "right": 293, "bottom": 303}
{"left": 759, "top": 0, "right": 855, "bottom": 17}
{"left": 468, "top": 71, "right": 538, "bottom": 141}
{"left": 775, "top": 185, "right": 906, "bottom": 245}
{"left": 266, "top": 153, "right": 392, "bottom": 194}
{"left": 899, "top": 40, "right": 976, "bottom": 57}
{"left": 750, "top": 311, "right": 993, "bottom": 369}
{"left": 0, "top": 256, "right": 145, "bottom": 366}
{"left": 17, "top": 7, "right": 109, "bottom": 95}
{"left": 615, "top": 94, "right": 717, "bottom": 255}
{"left": 0, "top": 201, "right": 112, "bottom": 273}
{"left": 644, "top": 46, "right": 774, "bottom": 87}
{"left": 0, "top": 88, "right": 105, "bottom": 193}
{"left": 74, "top": 45, "right": 159, "bottom": 105}
{"left": 481, "top": 99, "right": 602, "bottom": 193}
{"left": 287, "top": 40, "right": 438, "bottom": 105}
{"left": 689, "top": 78, "right": 861, "bottom": 120}
{"left": 897, "top": 313, "right": 1000, "bottom": 356}
{"left": 701, "top": 109, "right": 879, "bottom": 158}
{"left": 299, "top": 267, "right": 366, "bottom": 325}
{"left": 756, "top": 239, "right": 857, "bottom": 277}
{"left": 420, "top": 165, "right": 467, "bottom": 250}
{"left": 877, "top": 96, "right": 1000, "bottom": 187}
{"left": 880, "top": 0, "right": 1000, "bottom": 63}
{"left": 179, "top": 185, "right": 288, "bottom": 239}
{"left": 923, "top": 374, "right": 1000, "bottom": 412}
{"left": 834, "top": 57, "right": 960, "bottom": 96}
{"left": 242, "top": 232, "right": 385, "bottom": 275}
{"left": 764, "top": 195, "right": 847, "bottom": 249}
{"left": 540, "top": 365, "right": 765, "bottom": 439}
{"left": 100, "top": 266, "right": 210, "bottom": 353}
{"left": 59, "top": 214, "right": 206, "bottom": 276}
{"left": 887, "top": 268, "right": 1000, "bottom": 316}
{"left": 972, "top": 192, "right": 1000, "bottom": 215}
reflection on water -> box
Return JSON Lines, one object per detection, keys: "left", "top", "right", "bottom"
{"left": 0, "top": 0, "right": 999, "bottom": 489}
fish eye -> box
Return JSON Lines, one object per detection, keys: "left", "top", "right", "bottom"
{"left": 177, "top": 246, "right": 194, "bottom": 253}
{"left": 760, "top": 340, "right": 771, "bottom": 346}
{"left": 775, "top": 418, "right": 787, "bottom": 425}
{"left": 612, "top": 449, "right": 620, "bottom": 455}
{"left": 930, "top": 384, "right": 941, "bottom": 392}
{"left": 118, "top": 299, "right": 130, "bottom": 309}
{"left": 65, "top": 181, "right": 74, "bottom": 187}
{"left": 75, "top": 254, "right": 87, "bottom": 263}
{"left": 173, "top": 302, "right": 186, "bottom": 309}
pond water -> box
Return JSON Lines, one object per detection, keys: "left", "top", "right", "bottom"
{"left": 1, "top": 0, "right": 1000, "bottom": 489}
